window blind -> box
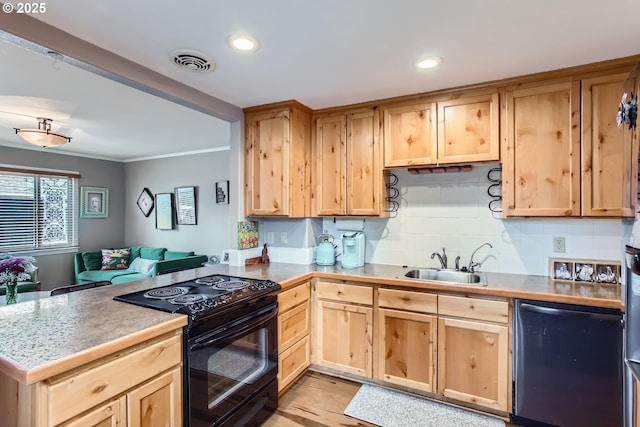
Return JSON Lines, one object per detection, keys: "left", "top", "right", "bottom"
{"left": 0, "top": 171, "right": 78, "bottom": 252}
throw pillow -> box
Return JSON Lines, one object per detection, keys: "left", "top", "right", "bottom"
{"left": 164, "top": 251, "right": 194, "bottom": 260}
{"left": 81, "top": 251, "right": 103, "bottom": 271}
{"left": 140, "top": 247, "right": 167, "bottom": 261}
{"left": 101, "top": 249, "right": 131, "bottom": 270}
{"left": 128, "top": 257, "right": 158, "bottom": 275}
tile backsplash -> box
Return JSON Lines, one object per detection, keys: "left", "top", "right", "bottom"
{"left": 320, "top": 164, "right": 634, "bottom": 277}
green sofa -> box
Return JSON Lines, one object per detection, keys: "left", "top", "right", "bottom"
{"left": 74, "top": 246, "right": 208, "bottom": 285}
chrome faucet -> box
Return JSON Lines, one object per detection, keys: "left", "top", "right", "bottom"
{"left": 468, "top": 242, "right": 493, "bottom": 273}
{"left": 431, "top": 247, "right": 447, "bottom": 269}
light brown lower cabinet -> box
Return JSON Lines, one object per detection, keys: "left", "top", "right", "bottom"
{"left": 376, "top": 288, "right": 438, "bottom": 393}
{"left": 437, "top": 317, "right": 509, "bottom": 412}
{"left": 60, "top": 367, "right": 182, "bottom": 427}
{"left": 437, "top": 295, "right": 510, "bottom": 412}
{"left": 309, "top": 283, "right": 511, "bottom": 415}
{"left": 277, "top": 281, "right": 311, "bottom": 392}
{"left": 377, "top": 307, "right": 437, "bottom": 392}
{"left": 313, "top": 282, "right": 373, "bottom": 377}
{"left": 0, "top": 331, "right": 183, "bottom": 427}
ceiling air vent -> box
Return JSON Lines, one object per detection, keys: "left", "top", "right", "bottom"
{"left": 170, "top": 49, "right": 215, "bottom": 72}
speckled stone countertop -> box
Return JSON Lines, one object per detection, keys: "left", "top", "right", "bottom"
{"left": 0, "top": 262, "right": 621, "bottom": 385}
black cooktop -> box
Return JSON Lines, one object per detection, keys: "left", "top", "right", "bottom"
{"left": 113, "top": 274, "right": 280, "bottom": 319}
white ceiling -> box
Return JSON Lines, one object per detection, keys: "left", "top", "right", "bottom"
{"left": 1, "top": 0, "right": 639, "bottom": 161}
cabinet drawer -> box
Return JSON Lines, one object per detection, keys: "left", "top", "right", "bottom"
{"left": 438, "top": 295, "right": 508, "bottom": 324}
{"left": 279, "top": 301, "right": 310, "bottom": 350}
{"left": 278, "top": 335, "right": 310, "bottom": 392}
{"left": 378, "top": 288, "right": 437, "bottom": 314}
{"left": 316, "top": 281, "right": 373, "bottom": 305}
{"left": 47, "top": 334, "right": 182, "bottom": 426}
{"left": 278, "top": 282, "right": 311, "bottom": 312}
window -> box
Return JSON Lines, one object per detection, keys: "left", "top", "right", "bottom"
{"left": 0, "top": 168, "right": 79, "bottom": 253}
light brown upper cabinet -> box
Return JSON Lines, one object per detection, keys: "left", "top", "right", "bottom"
{"left": 312, "top": 107, "right": 385, "bottom": 216}
{"left": 244, "top": 101, "right": 312, "bottom": 217}
{"left": 383, "top": 91, "right": 500, "bottom": 168}
{"left": 502, "top": 69, "right": 637, "bottom": 218}
{"left": 582, "top": 72, "right": 636, "bottom": 217}
{"left": 502, "top": 81, "right": 582, "bottom": 217}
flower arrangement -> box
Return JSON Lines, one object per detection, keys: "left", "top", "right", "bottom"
{"left": 0, "top": 256, "right": 37, "bottom": 284}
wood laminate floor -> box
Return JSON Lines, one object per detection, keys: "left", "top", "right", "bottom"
{"left": 263, "top": 371, "right": 376, "bottom": 427}
{"left": 263, "top": 371, "right": 520, "bottom": 427}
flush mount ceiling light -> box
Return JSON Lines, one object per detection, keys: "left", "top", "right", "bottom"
{"left": 15, "top": 118, "right": 71, "bottom": 148}
{"left": 416, "top": 56, "right": 442, "bottom": 70}
{"left": 170, "top": 49, "right": 215, "bottom": 72}
{"left": 229, "top": 34, "right": 260, "bottom": 52}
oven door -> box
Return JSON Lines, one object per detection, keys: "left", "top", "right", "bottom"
{"left": 187, "top": 297, "right": 278, "bottom": 427}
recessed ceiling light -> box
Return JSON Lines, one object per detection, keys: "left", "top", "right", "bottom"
{"left": 229, "top": 34, "right": 259, "bottom": 52}
{"left": 416, "top": 56, "right": 442, "bottom": 69}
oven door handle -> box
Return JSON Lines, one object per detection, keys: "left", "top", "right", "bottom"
{"left": 190, "top": 304, "right": 277, "bottom": 351}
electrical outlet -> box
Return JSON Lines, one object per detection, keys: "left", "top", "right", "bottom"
{"left": 266, "top": 232, "right": 274, "bottom": 244}
{"left": 280, "top": 232, "right": 288, "bottom": 244}
{"left": 553, "top": 236, "right": 566, "bottom": 253}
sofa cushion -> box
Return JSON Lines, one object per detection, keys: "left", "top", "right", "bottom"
{"left": 164, "top": 251, "right": 195, "bottom": 260}
{"left": 111, "top": 273, "right": 150, "bottom": 284}
{"left": 81, "top": 251, "right": 103, "bottom": 271}
{"left": 101, "top": 249, "right": 130, "bottom": 270}
{"left": 128, "top": 257, "right": 158, "bottom": 275}
{"left": 77, "top": 269, "right": 134, "bottom": 283}
{"left": 140, "top": 247, "right": 166, "bottom": 261}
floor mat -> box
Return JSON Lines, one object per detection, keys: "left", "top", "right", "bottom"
{"left": 344, "top": 384, "right": 506, "bottom": 427}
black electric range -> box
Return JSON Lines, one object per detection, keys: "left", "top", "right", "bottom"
{"left": 113, "top": 274, "right": 281, "bottom": 321}
{"left": 115, "top": 274, "right": 282, "bottom": 427}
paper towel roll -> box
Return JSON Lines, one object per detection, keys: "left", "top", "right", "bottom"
{"left": 335, "top": 218, "right": 365, "bottom": 231}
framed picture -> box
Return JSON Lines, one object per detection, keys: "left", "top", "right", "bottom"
{"left": 595, "top": 263, "right": 620, "bottom": 284}
{"left": 80, "top": 186, "right": 109, "bottom": 218}
{"left": 175, "top": 186, "right": 197, "bottom": 225}
{"left": 136, "top": 188, "right": 154, "bottom": 217}
{"left": 220, "top": 250, "right": 230, "bottom": 264}
{"left": 552, "top": 260, "right": 574, "bottom": 281}
{"left": 575, "top": 263, "right": 595, "bottom": 282}
{"left": 155, "top": 193, "right": 174, "bottom": 230}
{"left": 215, "top": 181, "right": 229, "bottom": 204}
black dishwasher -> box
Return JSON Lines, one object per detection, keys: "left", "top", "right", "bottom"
{"left": 512, "top": 299, "right": 623, "bottom": 427}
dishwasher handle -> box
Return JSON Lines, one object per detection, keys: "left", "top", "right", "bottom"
{"left": 519, "top": 302, "right": 621, "bottom": 322}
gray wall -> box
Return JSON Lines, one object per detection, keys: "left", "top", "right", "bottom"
{"left": 124, "top": 150, "right": 231, "bottom": 261}
{"left": 0, "top": 145, "right": 125, "bottom": 289}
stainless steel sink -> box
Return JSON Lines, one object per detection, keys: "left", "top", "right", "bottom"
{"left": 401, "top": 269, "right": 488, "bottom": 286}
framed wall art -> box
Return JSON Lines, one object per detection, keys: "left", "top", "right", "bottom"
{"left": 175, "top": 186, "right": 197, "bottom": 225}
{"left": 155, "top": 193, "right": 174, "bottom": 230}
{"left": 215, "top": 180, "right": 229, "bottom": 204}
{"left": 136, "top": 188, "right": 154, "bottom": 217}
{"left": 80, "top": 186, "right": 109, "bottom": 218}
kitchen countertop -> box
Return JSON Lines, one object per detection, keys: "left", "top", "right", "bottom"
{"left": 0, "top": 262, "right": 621, "bottom": 385}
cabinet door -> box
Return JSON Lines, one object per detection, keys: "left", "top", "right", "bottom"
{"left": 245, "top": 109, "right": 291, "bottom": 216}
{"left": 502, "top": 81, "right": 581, "bottom": 216}
{"left": 347, "top": 109, "right": 382, "bottom": 215}
{"left": 314, "top": 114, "right": 346, "bottom": 215}
{"left": 582, "top": 73, "right": 635, "bottom": 217}
{"left": 377, "top": 308, "right": 436, "bottom": 393}
{"left": 437, "top": 93, "right": 499, "bottom": 164}
{"left": 127, "top": 367, "right": 182, "bottom": 427}
{"left": 58, "top": 397, "right": 126, "bottom": 427}
{"left": 437, "top": 317, "right": 509, "bottom": 412}
{"left": 314, "top": 300, "right": 373, "bottom": 377}
{"left": 384, "top": 102, "right": 437, "bottom": 167}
